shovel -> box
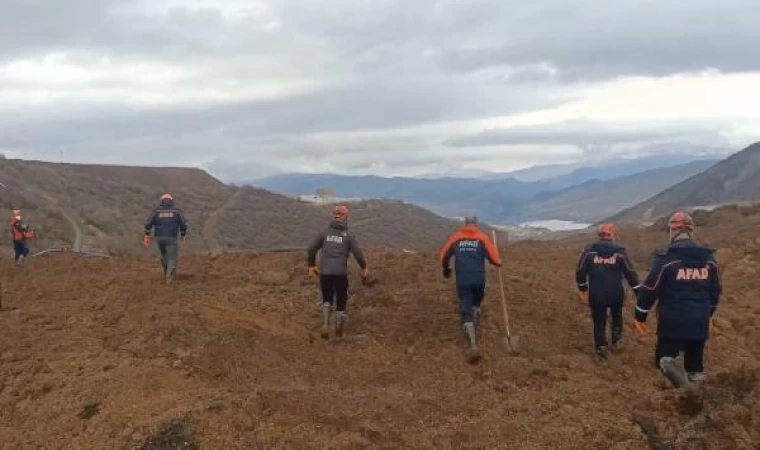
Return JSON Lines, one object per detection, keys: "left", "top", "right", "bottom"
{"left": 492, "top": 230, "right": 520, "bottom": 354}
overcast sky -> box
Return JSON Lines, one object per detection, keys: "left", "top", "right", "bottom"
{"left": 2, "top": 0, "right": 759, "bottom": 180}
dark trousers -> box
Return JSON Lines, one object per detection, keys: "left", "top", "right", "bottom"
{"left": 321, "top": 275, "right": 349, "bottom": 312}
{"left": 13, "top": 241, "right": 29, "bottom": 261}
{"left": 655, "top": 336, "right": 706, "bottom": 373}
{"left": 590, "top": 303, "right": 623, "bottom": 349}
{"left": 156, "top": 237, "right": 178, "bottom": 276}
{"left": 457, "top": 283, "right": 486, "bottom": 324}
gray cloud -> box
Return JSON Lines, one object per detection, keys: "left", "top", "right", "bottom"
{"left": 435, "top": 0, "right": 760, "bottom": 79}
{"left": 0, "top": 0, "right": 758, "bottom": 179}
{"left": 443, "top": 119, "right": 736, "bottom": 148}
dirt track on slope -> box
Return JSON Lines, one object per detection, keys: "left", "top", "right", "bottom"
{"left": 0, "top": 238, "right": 758, "bottom": 448}
{"left": 202, "top": 189, "right": 241, "bottom": 253}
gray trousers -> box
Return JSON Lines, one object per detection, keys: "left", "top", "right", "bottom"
{"left": 156, "top": 237, "right": 179, "bottom": 276}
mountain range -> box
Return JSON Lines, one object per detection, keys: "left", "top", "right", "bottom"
{"left": 611, "top": 142, "right": 760, "bottom": 224}
{"left": 518, "top": 160, "right": 718, "bottom": 222}
{"left": 253, "top": 156, "right": 723, "bottom": 224}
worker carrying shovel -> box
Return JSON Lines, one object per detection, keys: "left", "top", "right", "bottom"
{"left": 576, "top": 222, "right": 640, "bottom": 363}
{"left": 307, "top": 205, "right": 369, "bottom": 340}
{"left": 143, "top": 193, "right": 188, "bottom": 284}
{"left": 633, "top": 211, "right": 722, "bottom": 388}
{"left": 440, "top": 216, "right": 502, "bottom": 363}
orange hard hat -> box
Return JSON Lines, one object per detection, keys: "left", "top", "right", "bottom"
{"left": 668, "top": 211, "right": 694, "bottom": 232}
{"left": 597, "top": 222, "right": 617, "bottom": 238}
{"left": 333, "top": 204, "right": 349, "bottom": 221}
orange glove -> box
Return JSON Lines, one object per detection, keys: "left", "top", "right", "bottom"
{"left": 633, "top": 320, "right": 647, "bottom": 338}
{"left": 308, "top": 266, "right": 320, "bottom": 277}
{"left": 143, "top": 235, "right": 152, "bottom": 248}
{"left": 578, "top": 291, "right": 588, "bottom": 304}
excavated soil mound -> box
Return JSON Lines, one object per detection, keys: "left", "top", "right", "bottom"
{"left": 0, "top": 240, "right": 758, "bottom": 448}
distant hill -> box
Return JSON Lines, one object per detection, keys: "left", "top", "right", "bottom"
{"left": 0, "top": 159, "right": 487, "bottom": 255}
{"left": 211, "top": 188, "right": 499, "bottom": 252}
{"left": 253, "top": 173, "right": 544, "bottom": 221}
{"left": 542, "top": 154, "right": 719, "bottom": 190}
{"left": 254, "top": 156, "right": 721, "bottom": 224}
{"left": 610, "top": 142, "right": 760, "bottom": 224}
{"left": 519, "top": 160, "right": 718, "bottom": 223}
{"left": 488, "top": 144, "right": 727, "bottom": 184}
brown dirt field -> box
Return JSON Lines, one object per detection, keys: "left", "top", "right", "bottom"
{"left": 1, "top": 206, "right": 758, "bottom": 449}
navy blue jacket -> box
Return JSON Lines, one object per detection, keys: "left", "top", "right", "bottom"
{"left": 144, "top": 199, "right": 188, "bottom": 239}
{"left": 635, "top": 239, "right": 722, "bottom": 340}
{"left": 440, "top": 225, "right": 502, "bottom": 286}
{"left": 576, "top": 240, "right": 640, "bottom": 306}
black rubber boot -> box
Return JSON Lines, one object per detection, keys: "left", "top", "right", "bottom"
{"left": 596, "top": 346, "right": 610, "bottom": 363}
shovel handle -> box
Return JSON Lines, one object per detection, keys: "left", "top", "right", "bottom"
{"left": 492, "top": 230, "right": 512, "bottom": 336}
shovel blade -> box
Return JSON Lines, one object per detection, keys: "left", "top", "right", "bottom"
{"left": 500, "top": 335, "right": 520, "bottom": 354}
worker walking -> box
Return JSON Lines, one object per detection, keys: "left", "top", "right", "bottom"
{"left": 9, "top": 209, "right": 35, "bottom": 265}
{"left": 440, "top": 216, "right": 502, "bottom": 363}
{"left": 307, "top": 205, "right": 368, "bottom": 340}
{"left": 576, "top": 223, "right": 640, "bottom": 363}
{"left": 633, "top": 211, "right": 722, "bottom": 388}
{"left": 143, "top": 193, "right": 188, "bottom": 284}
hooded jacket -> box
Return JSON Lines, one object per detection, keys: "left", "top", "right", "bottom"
{"left": 635, "top": 239, "right": 722, "bottom": 340}
{"left": 576, "top": 239, "right": 640, "bottom": 306}
{"left": 440, "top": 224, "right": 502, "bottom": 286}
{"left": 307, "top": 220, "right": 367, "bottom": 276}
{"left": 144, "top": 198, "right": 188, "bottom": 239}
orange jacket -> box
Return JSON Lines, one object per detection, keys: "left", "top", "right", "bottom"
{"left": 440, "top": 224, "right": 502, "bottom": 284}
{"left": 10, "top": 219, "right": 34, "bottom": 242}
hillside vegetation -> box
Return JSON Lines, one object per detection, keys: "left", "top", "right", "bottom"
{"left": 0, "top": 159, "right": 496, "bottom": 256}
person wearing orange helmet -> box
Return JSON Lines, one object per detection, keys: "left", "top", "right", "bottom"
{"left": 634, "top": 211, "right": 722, "bottom": 388}
{"left": 143, "top": 193, "right": 188, "bottom": 284}
{"left": 9, "top": 208, "right": 36, "bottom": 265}
{"left": 576, "top": 222, "right": 640, "bottom": 362}
{"left": 440, "top": 216, "right": 502, "bottom": 363}
{"left": 307, "top": 204, "right": 368, "bottom": 339}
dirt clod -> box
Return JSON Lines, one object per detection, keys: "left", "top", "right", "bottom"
{"left": 677, "top": 387, "right": 704, "bottom": 416}
{"left": 78, "top": 401, "right": 100, "bottom": 420}
{"left": 140, "top": 417, "right": 198, "bottom": 450}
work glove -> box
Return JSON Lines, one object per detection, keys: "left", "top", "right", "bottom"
{"left": 308, "top": 266, "right": 320, "bottom": 277}
{"left": 578, "top": 291, "right": 588, "bottom": 305}
{"left": 143, "top": 235, "right": 152, "bottom": 248}
{"left": 632, "top": 320, "right": 647, "bottom": 338}
{"left": 442, "top": 267, "right": 452, "bottom": 279}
